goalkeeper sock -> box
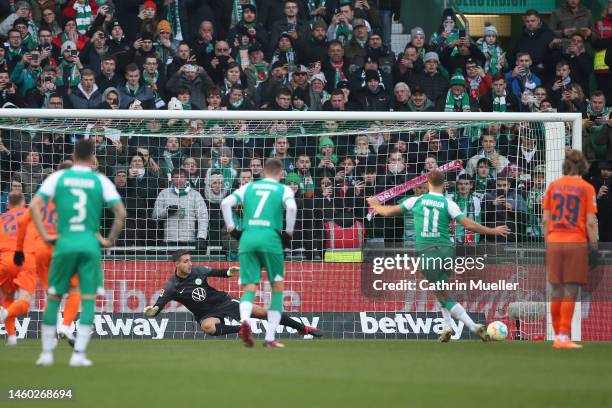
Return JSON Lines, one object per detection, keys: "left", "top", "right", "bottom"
{"left": 213, "top": 323, "right": 240, "bottom": 336}
{"left": 449, "top": 303, "right": 477, "bottom": 332}
{"left": 265, "top": 291, "right": 283, "bottom": 342}
{"left": 551, "top": 299, "right": 561, "bottom": 336}
{"left": 41, "top": 324, "right": 57, "bottom": 353}
{"left": 73, "top": 323, "right": 92, "bottom": 353}
{"left": 280, "top": 313, "right": 303, "bottom": 331}
{"left": 43, "top": 298, "right": 60, "bottom": 326}
{"left": 240, "top": 291, "right": 255, "bottom": 322}
{"left": 559, "top": 301, "right": 576, "bottom": 338}
{"left": 4, "top": 316, "right": 16, "bottom": 337}
{"left": 62, "top": 293, "right": 81, "bottom": 327}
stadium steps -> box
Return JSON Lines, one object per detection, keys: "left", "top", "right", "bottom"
{"left": 391, "top": 21, "right": 409, "bottom": 56}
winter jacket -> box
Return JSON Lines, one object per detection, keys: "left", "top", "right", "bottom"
{"left": 151, "top": 187, "right": 209, "bottom": 243}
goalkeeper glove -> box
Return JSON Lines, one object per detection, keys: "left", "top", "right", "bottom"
{"left": 13, "top": 251, "right": 24, "bottom": 266}
{"left": 230, "top": 229, "right": 242, "bottom": 241}
{"left": 281, "top": 231, "right": 292, "bottom": 248}
{"left": 589, "top": 248, "right": 600, "bottom": 271}
{"left": 227, "top": 266, "right": 240, "bottom": 276}
{"left": 144, "top": 305, "right": 159, "bottom": 318}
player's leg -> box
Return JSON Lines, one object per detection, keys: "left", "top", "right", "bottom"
{"left": 69, "top": 251, "right": 102, "bottom": 366}
{"left": 202, "top": 300, "right": 242, "bottom": 336}
{"left": 251, "top": 304, "right": 323, "bottom": 337}
{"left": 199, "top": 317, "right": 223, "bottom": 335}
{"left": 5, "top": 256, "right": 38, "bottom": 345}
{"left": 0, "top": 256, "right": 20, "bottom": 345}
{"left": 547, "top": 244, "right": 563, "bottom": 341}
{"left": 238, "top": 252, "right": 261, "bottom": 322}
{"left": 59, "top": 277, "right": 81, "bottom": 347}
{"left": 433, "top": 291, "right": 456, "bottom": 343}
{"left": 37, "top": 253, "right": 75, "bottom": 366}
{"left": 262, "top": 252, "right": 285, "bottom": 348}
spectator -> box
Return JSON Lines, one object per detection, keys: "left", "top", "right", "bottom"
{"left": 39, "top": 7, "right": 63, "bottom": 38}
{"left": 225, "top": 85, "right": 255, "bottom": 110}
{"left": 155, "top": 20, "right": 178, "bottom": 69}
{"left": 392, "top": 44, "right": 422, "bottom": 86}
{"left": 407, "top": 85, "right": 435, "bottom": 112}
{"left": 271, "top": 32, "right": 299, "bottom": 69}
{"left": 124, "top": 153, "right": 159, "bottom": 244}
{"left": 167, "top": 42, "right": 193, "bottom": 79}
{"left": 481, "top": 176, "right": 528, "bottom": 242}
{"left": 322, "top": 40, "right": 350, "bottom": 91}
{"left": 295, "top": 20, "right": 328, "bottom": 66}
{"left": 227, "top": 4, "right": 269, "bottom": 54}
{"left": 584, "top": 91, "right": 612, "bottom": 161}
{"left": 476, "top": 25, "right": 507, "bottom": 75}
{"left": 0, "top": 1, "right": 32, "bottom": 38}
{"left": 269, "top": 136, "right": 296, "bottom": 175}
{"left": 249, "top": 156, "right": 264, "bottom": 180}
{"left": 268, "top": 87, "right": 292, "bottom": 111}
{"left": 344, "top": 19, "right": 369, "bottom": 65}
{"left": 118, "top": 63, "right": 156, "bottom": 109}
{"left": 151, "top": 168, "right": 208, "bottom": 249}
{"left": 465, "top": 133, "right": 510, "bottom": 177}
{"left": 10, "top": 49, "right": 43, "bottom": 95}
{"left": 437, "top": 69, "right": 479, "bottom": 112}
{"left": 430, "top": 8, "right": 460, "bottom": 55}
{"left": 365, "top": 31, "right": 394, "bottom": 81}
{"left": 68, "top": 68, "right": 103, "bottom": 108}
{"left": 0, "top": 69, "right": 25, "bottom": 107}
{"left": 548, "top": 59, "right": 574, "bottom": 106}
{"left": 550, "top": 0, "right": 594, "bottom": 39}
{"left": 206, "top": 40, "right": 235, "bottom": 85}
{"left": 593, "top": 2, "right": 612, "bottom": 101}
{"left": 391, "top": 82, "right": 410, "bottom": 111}
{"left": 5, "top": 28, "right": 26, "bottom": 69}
{"left": 507, "top": 129, "right": 544, "bottom": 176}
{"left": 14, "top": 150, "right": 44, "bottom": 198}
{"left": 56, "top": 41, "right": 84, "bottom": 88}
{"left": 308, "top": 72, "right": 329, "bottom": 111}
{"left": 407, "top": 26, "right": 430, "bottom": 62}
{"left": 96, "top": 55, "right": 122, "bottom": 92}
{"left": 107, "top": 20, "right": 131, "bottom": 56}
{"left": 589, "top": 160, "right": 612, "bottom": 241}
{"left": 559, "top": 32, "right": 593, "bottom": 97}
{"left": 450, "top": 174, "right": 482, "bottom": 243}
{"left": 36, "top": 28, "right": 56, "bottom": 67}
{"left": 557, "top": 82, "right": 586, "bottom": 114}
{"left": 158, "top": 0, "right": 192, "bottom": 44}
{"left": 52, "top": 19, "right": 89, "bottom": 51}
{"left": 326, "top": 2, "right": 361, "bottom": 45}
{"left": 207, "top": 147, "right": 238, "bottom": 192}
{"left": 270, "top": 0, "right": 308, "bottom": 55}
{"left": 440, "top": 36, "right": 487, "bottom": 75}
{"left": 142, "top": 56, "right": 167, "bottom": 109}
{"left": 191, "top": 21, "right": 216, "bottom": 68}
{"left": 203, "top": 172, "right": 228, "bottom": 248}
{"left": 464, "top": 58, "right": 492, "bottom": 99}
{"left": 413, "top": 52, "right": 448, "bottom": 106}
{"left": 0, "top": 179, "right": 23, "bottom": 214}
{"left": 159, "top": 136, "right": 186, "bottom": 180}
{"left": 479, "top": 73, "right": 520, "bottom": 113}
{"left": 295, "top": 153, "right": 316, "bottom": 198}
{"left": 354, "top": 69, "right": 389, "bottom": 111}
{"left": 505, "top": 52, "right": 542, "bottom": 101}
{"left": 473, "top": 157, "right": 495, "bottom": 198}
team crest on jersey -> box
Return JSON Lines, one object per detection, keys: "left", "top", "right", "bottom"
{"left": 192, "top": 287, "right": 207, "bottom": 302}
{"left": 195, "top": 278, "right": 202, "bottom": 285}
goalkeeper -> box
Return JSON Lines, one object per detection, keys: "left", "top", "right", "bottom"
{"left": 144, "top": 249, "right": 322, "bottom": 338}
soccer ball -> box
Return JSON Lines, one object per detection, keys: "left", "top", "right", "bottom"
{"left": 486, "top": 321, "right": 508, "bottom": 341}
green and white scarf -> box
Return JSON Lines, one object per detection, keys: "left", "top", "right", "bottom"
{"left": 232, "top": 0, "right": 256, "bottom": 28}
{"left": 57, "top": 60, "right": 80, "bottom": 87}
{"left": 479, "top": 41, "right": 503, "bottom": 75}
{"left": 172, "top": 185, "right": 191, "bottom": 196}
{"left": 74, "top": 1, "right": 93, "bottom": 35}
{"left": 143, "top": 70, "right": 164, "bottom": 106}
{"left": 453, "top": 193, "right": 480, "bottom": 242}
{"left": 444, "top": 89, "right": 470, "bottom": 112}
{"left": 492, "top": 92, "right": 507, "bottom": 112}
{"left": 167, "top": 0, "right": 183, "bottom": 41}
{"left": 335, "top": 22, "right": 351, "bottom": 46}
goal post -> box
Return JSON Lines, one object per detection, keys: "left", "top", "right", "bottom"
{"left": 1, "top": 108, "right": 602, "bottom": 342}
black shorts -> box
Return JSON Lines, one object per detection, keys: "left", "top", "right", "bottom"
{"left": 196, "top": 298, "right": 241, "bottom": 324}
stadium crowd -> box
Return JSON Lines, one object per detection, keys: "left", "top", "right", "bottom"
{"left": 0, "top": 0, "right": 611, "bottom": 258}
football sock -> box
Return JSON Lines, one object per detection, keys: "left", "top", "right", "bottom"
{"left": 560, "top": 301, "right": 576, "bottom": 337}
{"left": 280, "top": 313, "right": 304, "bottom": 331}
{"left": 440, "top": 307, "right": 454, "bottom": 330}
{"left": 239, "top": 290, "right": 255, "bottom": 322}
{"left": 79, "top": 298, "right": 95, "bottom": 326}
{"left": 213, "top": 323, "right": 240, "bottom": 336}
{"left": 62, "top": 293, "right": 81, "bottom": 326}
{"left": 41, "top": 324, "right": 57, "bottom": 352}
{"left": 265, "top": 291, "right": 283, "bottom": 342}
{"left": 73, "top": 323, "right": 92, "bottom": 353}
{"left": 4, "top": 316, "right": 16, "bottom": 337}
{"left": 450, "top": 303, "right": 477, "bottom": 332}
{"left": 43, "top": 298, "right": 60, "bottom": 326}
{"left": 551, "top": 299, "right": 561, "bottom": 336}
{"left": 4, "top": 299, "right": 28, "bottom": 338}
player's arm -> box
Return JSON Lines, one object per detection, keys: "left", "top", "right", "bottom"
{"left": 198, "top": 265, "right": 240, "bottom": 278}
{"left": 458, "top": 217, "right": 510, "bottom": 236}
{"left": 367, "top": 197, "right": 403, "bottom": 217}
{"left": 221, "top": 184, "right": 247, "bottom": 239}
{"left": 13, "top": 210, "right": 31, "bottom": 265}
{"left": 99, "top": 175, "right": 127, "bottom": 248}
{"left": 586, "top": 213, "right": 598, "bottom": 250}
{"left": 542, "top": 209, "right": 550, "bottom": 238}
{"left": 144, "top": 280, "right": 175, "bottom": 318}
{"left": 284, "top": 186, "right": 297, "bottom": 235}
{"left": 29, "top": 195, "right": 55, "bottom": 245}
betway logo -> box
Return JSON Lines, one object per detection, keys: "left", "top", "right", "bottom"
{"left": 224, "top": 316, "right": 320, "bottom": 337}
{"left": 93, "top": 314, "right": 168, "bottom": 339}
{"left": 0, "top": 318, "right": 32, "bottom": 339}
{"left": 360, "top": 312, "right": 464, "bottom": 339}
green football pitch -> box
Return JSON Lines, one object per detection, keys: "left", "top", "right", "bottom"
{"left": 1, "top": 339, "right": 611, "bottom": 408}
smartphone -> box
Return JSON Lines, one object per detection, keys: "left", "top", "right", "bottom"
{"left": 31, "top": 53, "right": 39, "bottom": 62}
{"left": 458, "top": 29, "right": 466, "bottom": 38}
{"left": 287, "top": 22, "right": 295, "bottom": 31}
{"left": 107, "top": 5, "right": 115, "bottom": 14}
{"left": 70, "top": 49, "right": 78, "bottom": 57}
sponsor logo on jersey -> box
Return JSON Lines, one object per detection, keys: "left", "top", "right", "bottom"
{"left": 191, "top": 287, "right": 207, "bottom": 301}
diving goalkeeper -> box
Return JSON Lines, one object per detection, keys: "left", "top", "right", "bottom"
{"left": 144, "top": 249, "right": 322, "bottom": 338}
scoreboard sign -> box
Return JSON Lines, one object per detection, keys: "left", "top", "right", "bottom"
{"left": 454, "top": 0, "right": 557, "bottom": 13}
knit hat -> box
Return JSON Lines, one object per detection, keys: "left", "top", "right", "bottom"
{"left": 423, "top": 52, "right": 439, "bottom": 63}
{"left": 484, "top": 25, "right": 498, "bottom": 37}
{"left": 113, "top": 167, "right": 128, "bottom": 176}
{"left": 365, "top": 70, "right": 379, "bottom": 82}
{"left": 319, "top": 137, "right": 335, "bottom": 149}
{"left": 450, "top": 69, "right": 465, "bottom": 87}
{"left": 292, "top": 87, "right": 308, "bottom": 102}
{"left": 353, "top": 19, "right": 367, "bottom": 29}
{"left": 442, "top": 8, "right": 455, "bottom": 22}
{"left": 242, "top": 4, "right": 257, "bottom": 14}
{"left": 157, "top": 20, "right": 172, "bottom": 35}
{"left": 143, "top": 1, "right": 157, "bottom": 10}
{"left": 309, "top": 73, "right": 326, "bottom": 84}
{"left": 284, "top": 172, "right": 301, "bottom": 185}
{"left": 61, "top": 41, "right": 77, "bottom": 54}
{"left": 312, "top": 19, "right": 328, "bottom": 31}
{"left": 219, "top": 147, "right": 233, "bottom": 158}
{"left": 15, "top": 1, "right": 31, "bottom": 10}
{"left": 411, "top": 27, "right": 425, "bottom": 38}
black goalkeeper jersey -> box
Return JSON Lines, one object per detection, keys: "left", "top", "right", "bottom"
{"left": 153, "top": 266, "right": 233, "bottom": 319}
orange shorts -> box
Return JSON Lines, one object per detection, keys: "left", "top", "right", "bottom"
{"left": 36, "top": 246, "right": 78, "bottom": 291}
{"left": 546, "top": 243, "right": 588, "bottom": 285}
{"left": 12, "top": 251, "right": 38, "bottom": 294}
{"left": 0, "top": 252, "right": 20, "bottom": 294}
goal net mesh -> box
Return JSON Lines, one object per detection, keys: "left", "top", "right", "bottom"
{"left": 0, "top": 111, "right": 609, "bottom": 341}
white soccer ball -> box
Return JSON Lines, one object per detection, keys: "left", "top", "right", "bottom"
{"left": 486, "top": 321, "right": 508, "bottom": 341}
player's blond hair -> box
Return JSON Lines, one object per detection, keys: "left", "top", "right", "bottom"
{"left": 427, "top": 170, "right": 445, "bottom": 187}
{"left": 562, "top": 149, "right": 588, "bottom": 176}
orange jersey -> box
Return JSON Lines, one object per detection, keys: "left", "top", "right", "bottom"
{"left": 543, "top": 176, "right": 597, "bottom": 243}
{"left": 0, "top": 207, "right": 27, "bottom": 253}
{"left": 16, "top": 201, "right": 57, "bottom": 252}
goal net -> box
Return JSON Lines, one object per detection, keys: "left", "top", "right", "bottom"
{"left": 0, "top": 109, "right": 609, "bottom": 341}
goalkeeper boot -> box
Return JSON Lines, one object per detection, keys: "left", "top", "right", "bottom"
{"left": 298, "top": 326, "right": 323, "bottom": 338}
{"left": 263, "top": 340, "right": 285, "bottom": 348}
{"left": 35, "top": 352, "right": 54, "bottom": 367}
{"left": 69, "top": 352, "right": 92, "bottom": 367}
{"left": 238, "top": 321, "right": 255, "bottom": 348}
{"left": 552, "top": 339, "right": 583, "bottom": 349}
{"left": 58, "top": 326, "right": 76, "bottom": 348}
{"left": 474, "top": 324, "right": 490, "bottom": 342}
{"left": 0, "top": 306, "right": 7, "bottom": 323}
{"left": 438, "top": 327, "right": 454, "bottom": 343}
{"left": 6, "top": 335, "right": 17, "bottom": 346}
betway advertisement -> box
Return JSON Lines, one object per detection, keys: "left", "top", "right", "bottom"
{"left": 2, "top": 261, "right": 610, "bottom": 340}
